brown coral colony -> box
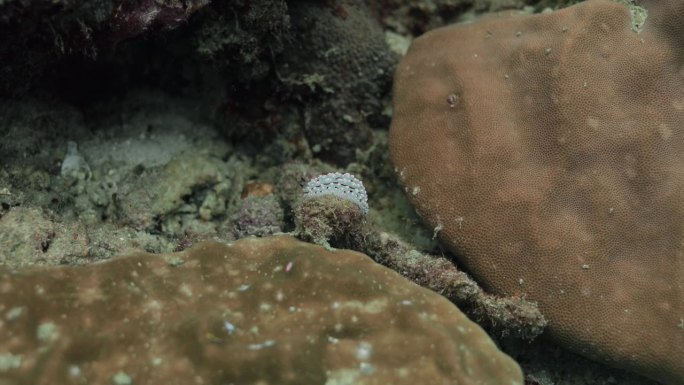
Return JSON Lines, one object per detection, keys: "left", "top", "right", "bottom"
{"left": 390, "top": 1, "right": 684, "bottom": 384}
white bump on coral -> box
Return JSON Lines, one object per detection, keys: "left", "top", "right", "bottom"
{"left": 303, "top": 172, "right": 369, "bottom": 215}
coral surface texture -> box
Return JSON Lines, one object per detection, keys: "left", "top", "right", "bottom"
{"left": 0, "top": 236, "right": 523, "bottom": 385}
{"left": 389, "top": 1, "right": 684, "bottom": 384}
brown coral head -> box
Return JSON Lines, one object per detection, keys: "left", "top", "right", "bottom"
{"left": 389, "top": 1, "right": 684, "bottom": 383}
{"left": 0, "top": 236, "right": 523, "bottom": 384}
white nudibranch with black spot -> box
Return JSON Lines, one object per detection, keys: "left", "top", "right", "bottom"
{"left": 303, "top": 172, "right": 369, "bottom": 215}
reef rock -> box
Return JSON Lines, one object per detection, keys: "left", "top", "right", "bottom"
{"left": 389, "top": 1, "right": 684, "bottom": 383}
{"left": 0, "top": 236, "right": 522, "bottom": 385}
{"left": 278, "top": 0, "right": 396, "bottom": 165}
